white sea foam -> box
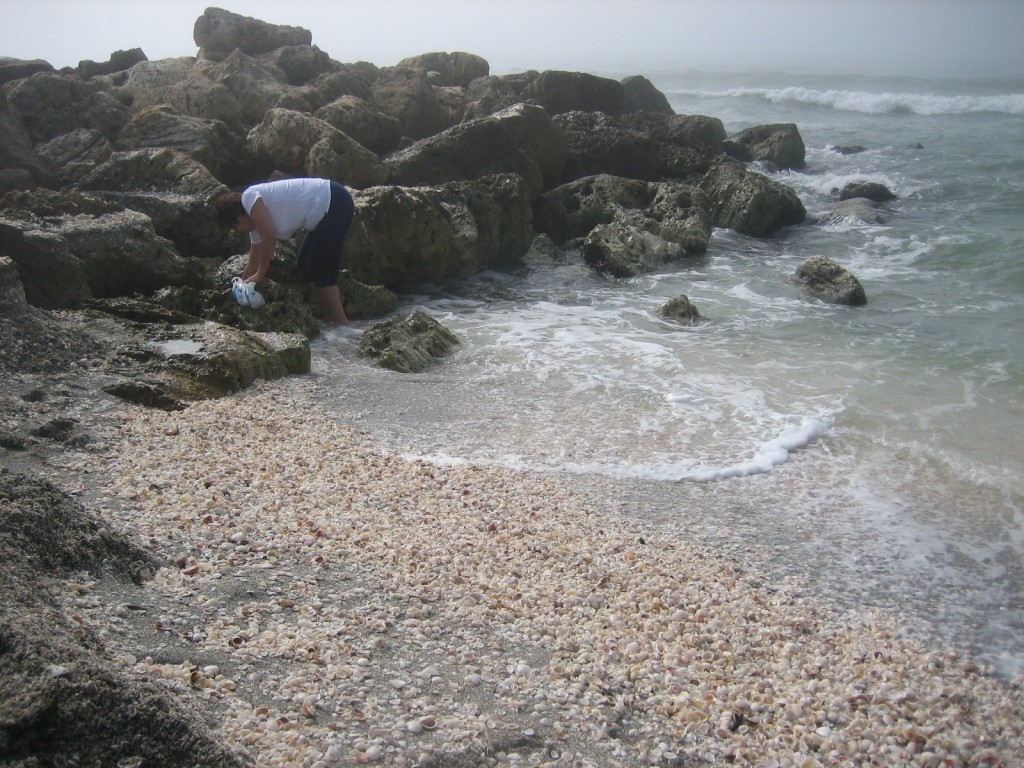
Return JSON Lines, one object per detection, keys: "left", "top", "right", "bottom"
{"left": 668, "top": 86, "right": 1024, "bottom": 116}
{"left": 676, "top": 417, "right": 827, "bottom": 482}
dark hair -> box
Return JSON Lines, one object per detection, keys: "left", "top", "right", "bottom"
{"left": 213, "top": 192, "right": 246, "bottom": 231}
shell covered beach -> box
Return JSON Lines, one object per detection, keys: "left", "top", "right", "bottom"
{"left": 57, "top": 373, "right": 1024, "bottom": 768}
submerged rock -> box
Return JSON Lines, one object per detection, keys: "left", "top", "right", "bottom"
{"left": 793, "top": 254, "right": 867, "bottom": 306}
{"left": 658, "top": 295, "right": 707, "bottom": 325}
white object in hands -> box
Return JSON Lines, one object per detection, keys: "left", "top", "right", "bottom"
{"left": 231, "top": 276, "right": 265, "bottom": 309}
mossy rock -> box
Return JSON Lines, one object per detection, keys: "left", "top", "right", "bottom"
{"left": 357, "top": 310, "right": 460, "bottom": 372}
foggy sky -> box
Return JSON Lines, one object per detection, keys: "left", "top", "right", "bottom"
{"left": 1, "top": 0, "right": 1023, "bottom": 79}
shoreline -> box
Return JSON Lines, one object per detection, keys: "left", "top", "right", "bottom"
{"left": 54, "top": 374, "right": 1024, "bottom": 766}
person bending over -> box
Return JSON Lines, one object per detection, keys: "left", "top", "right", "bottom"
{"left": 214, "top": 177, "right": 355, "bottom": 326}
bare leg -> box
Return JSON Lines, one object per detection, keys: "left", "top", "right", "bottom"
{"left": 312, "top": 284, "right": 349, "bottom": 326}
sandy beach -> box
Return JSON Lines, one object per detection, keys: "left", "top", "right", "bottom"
{"left": 44, "top": 372, "right": 1023, "bottom": 768}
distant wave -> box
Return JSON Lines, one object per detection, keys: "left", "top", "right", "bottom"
{"left": 669, "top": 87, "right": 1024, "bottom": 116}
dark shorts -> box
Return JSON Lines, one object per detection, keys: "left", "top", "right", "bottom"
{"left": 296, "top": 182, "right": 355, "bottom": 287}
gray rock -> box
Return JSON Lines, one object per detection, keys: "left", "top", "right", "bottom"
{"left": 199, "top": 49, "right": 314, "bottom": 126}
{"left": 699, "top": 158, "right": 806, "bottom": 236}
{"left": 116, "top": 104, "right": 248, "bottom": 184}
{"left": 0, "top": 101, "right": 57, "bottom": 191}
{"left": 372, "top": 65, "right": 459, "bottom": 140}
{"left": 77, "top": 48, "right": 147, "bottom": 80}
{"left": 728, "top": 123, "right": 806, "bottom": 170}
{"left": 395, "top": 51, "right": 490, "bottom": 88}
{"left": 793, "top": 254, "right": 867, "bottom": 306}
{"left": 4, "top": 71, "right": 131, "bottom": 143}
{"left": 357, "top": 310, "right": 460, "bottom": 372}
{"left": 621, "top": 75, "right": 675, "bottom": 115}
{"left": 815, "top": 197, "right": 888, "bottom": 226}
{"left": 658, "top": 295, "right": 707, "bottom": 325}
{"left": 194, "top": 7, "right": 312, "bottom": 60}
{"left": 259, "top": 44, "right": 335, "bottom": 86}
{"left": 248, "top": 107, "right": 388, "bottom": 188}
{"left": 839, "top": 181, "right": 897, "bottom": 202}
{"left": 554, "top": 111, "right": 714, "bottom": 185}
{"left": 522, "top": 70, "right": 625, "bottom": 115}
{"left": 97, "top": 58, "right": 247, "bottom": 132}
{"left": 384, "top": 104, "right": 568, "bottom": 200}
{"left": 314, "top": 94, "right": 402, "bottom": 154}
{"left": 0, "top": 56, "right": 54, "bottom": 85}
{"left": 345, "top": 173, "right": 532, "bottom": 288}
{"left": 534, "top": 173, "right": 711, "bottom": 252}
{"left": 0, "top": 255, "right": 29, "bottom": 318}
{"left": 79, "top": 148, "right": 230, "bottom": 259}
{"left": 36, "top": 128, "right": 114, "bottom": 184}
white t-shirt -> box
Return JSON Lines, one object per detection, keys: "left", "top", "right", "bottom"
{"left": 241, "top": 178, "right": 331, "bottom": 243}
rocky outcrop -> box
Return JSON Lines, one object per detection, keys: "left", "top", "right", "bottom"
{"left": 700, "top": 158, "right": 806, "bottom": 236}
{"left": 357, "top": 310, "right": 460, "bottom": 372}
{"left": 793, "top": 254, "right": 867, "bottom": 306}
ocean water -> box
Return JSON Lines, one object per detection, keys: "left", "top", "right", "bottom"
{"left": 313, "top": 71, "right": 1024, "bottom": 678}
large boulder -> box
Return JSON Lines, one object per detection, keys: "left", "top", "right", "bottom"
{"left": 533, "top": 174, "right": 711, "bottom": 277}
{"left": 384, "top": 103, "right": 568, "bottom": 200}
{"left": 793, "top": 254, "right": 867, "bottom": 306}
{"left": 193, "top": 7, "right": 312, "bottom": 61}
{"left": 620, "top": 112, "right": 727, "bottom": 156}
{"left": 699, "top": 158, "right": 806, "bottom": 236}
{"left": 77, "top": 48, "right": 147, "bottom": 80}
{"left": 554, "top": 111, "right": 715, "bottom": 185}
{"left": 198, "top": 49, "right": 313, "bottom": 126}
{"left": 522, "top": 70, "right": 625, "bottom": 115}
{"left": 727, "top": 123, "right": 806, "bottom": 170}
{"left": 259, "top": 44, "right": 336, "bottom": 86}
{"left": 0, "top": 57, "right": 54, "bottom": 86}
{"left": 395, "top": 52, "right": 489, "bottom": 88}
{"left": 96, "top": 58, "right": 247, "bottom": 132}
{"left": 621, "top": 75, "right": 675, "bottom": 115}
{"left": 116, "top": 104, "right": 249, "bottom": 184}
{"left": 0, "top": 101, "right": 57, "bottom": 193}
{"left": 36, "top": 129, "right": 114, "bottom": 185}
{"left": 4, "top": 71, "right": 131, "bottom": 144}
{"left": 247, "top": 108, "right": 388, "bottom": 188}
{"left": 534, "top": 174, "right": 711, "bottom": 247}
{"left": 314, "top": 95, "right": 403, "bottom": 155}
{"left": 345, "top": 173, "right": 532, "bottom": 288}
{"left": 0, "top": 194, "right": 203, "bottom": 305}
{"left": 462, "top": 75, "right": 522, "bottom": 120}
{"left": 78, "top": 148, "right": 229, "bottom": 259}
{"left": 371, "top": 65, "right": 459, "bottom": 140}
